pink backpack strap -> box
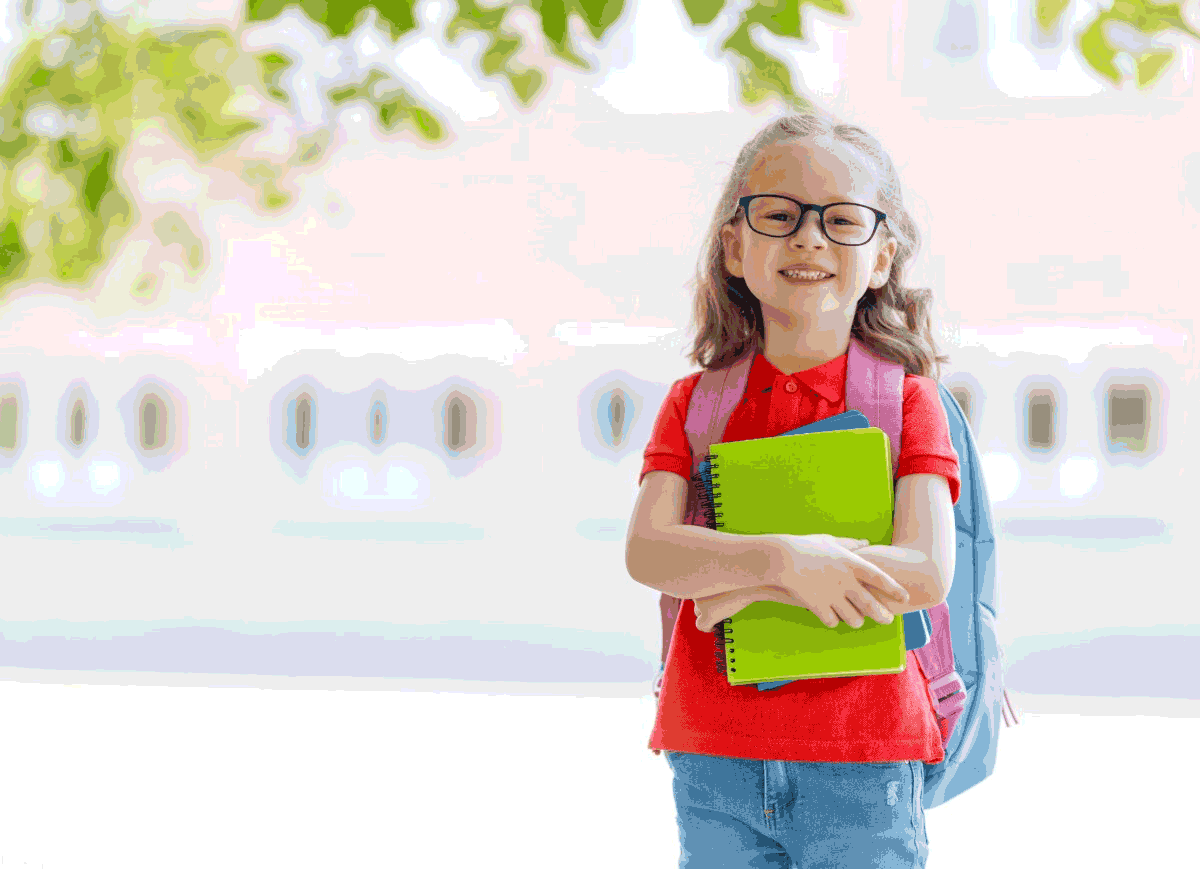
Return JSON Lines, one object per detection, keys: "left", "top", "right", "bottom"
{"left": 917, "top": 604, "right": 967, "bottom": 744}
{"left": 682, "top": 348, "right": 757, "bottom": 526}
{"left": 845, "top": 338, "right": 903, "bottom": 478}
{"left": 845, "top": 338, "right": 964, "bottom": 747}
{"left": 657, "top": 347, "right": 756, "bottom": 668}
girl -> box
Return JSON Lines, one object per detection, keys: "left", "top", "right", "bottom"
{"left": 625, "top": 111, "right": 960, "bottom": 868}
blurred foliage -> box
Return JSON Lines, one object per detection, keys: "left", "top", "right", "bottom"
{"left": 682, "top": 0, "right": 847, "bottom": 106}
{"left": 0, "top": 12, "right": 259, "bottom": 291}
{"left": 1037, "top": 0, "right": 1200, "bottom": 87}
{"left": 246, "top": 0, "right": 447, "bottom": 138}
{"left": 247, "top": 0, "right": 417, "bottom": 40}
{"left": 445, "top": 0, "right": 624, "bottom": 105}
{"left": 2, "top": 0, "right": 1200, "bottom": 300}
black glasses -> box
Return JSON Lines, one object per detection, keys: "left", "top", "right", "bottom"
{"left": 736, "top": 195, "right": 888, "bottom": 246}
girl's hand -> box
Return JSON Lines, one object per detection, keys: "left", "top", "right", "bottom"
{"left": 766, "top": 534, "right": 908, "bottom": 629}
{"left": 692, "top": 537, "right": 886, "bottom": 632}
{"left": 695, "top": 584, "right": 802, "bottom": 632}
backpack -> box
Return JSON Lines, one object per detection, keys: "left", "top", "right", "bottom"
{"left": 654, "top": 338, "right": 1020, "bottom": 808}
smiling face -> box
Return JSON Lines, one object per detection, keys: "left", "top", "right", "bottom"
{"left": 720, "top": 136, "right": 898, "bottom": 332}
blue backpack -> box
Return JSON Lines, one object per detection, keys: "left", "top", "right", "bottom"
{"left": 655, "top": 339, "right": 1019, "bottom": 807}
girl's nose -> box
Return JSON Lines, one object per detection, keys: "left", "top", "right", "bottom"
{"left": 788, "top": 211, "right": 827, "bottom": 248}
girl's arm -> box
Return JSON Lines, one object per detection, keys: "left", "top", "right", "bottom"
{"left": 855, "top": 473, "right": 956, "bottom": 614}
{"left": 627, "top": 470, "right": 908, "bottom": 620}
{"left": 690, "top": 473, "right": 954, "bottom": 630}
{"left": 626, "top": 470, "right": 781, "bottom": 599}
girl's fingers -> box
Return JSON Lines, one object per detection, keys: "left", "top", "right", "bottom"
{"left": 848, "top": 556, "right": 909, "bottom": 602}
{"left": 830, "top": 602, "right": 863, "bottom": 630}
{"left": 850, "top": 589, "right": 894, "bottom": 625}
{"left": 811, "top": 606, "right": 839, "bottom": 629}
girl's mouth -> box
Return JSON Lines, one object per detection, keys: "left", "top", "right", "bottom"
{"left": 779, "top": 269, "right": 834, "bottom": 284}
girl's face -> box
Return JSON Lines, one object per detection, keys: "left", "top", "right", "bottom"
{"left": 720, "top": 137, "right": 898, "bottom": 328}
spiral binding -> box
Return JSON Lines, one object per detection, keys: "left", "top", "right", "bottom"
{"left": 690, "top": 453, "right": 725, "bottom": 530}
{"left": 713, "top": 618, "right": 735, "bottom": 675}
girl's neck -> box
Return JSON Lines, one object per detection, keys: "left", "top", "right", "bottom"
{"left": 761, "top": 313, "right": 854, "bottom": 376}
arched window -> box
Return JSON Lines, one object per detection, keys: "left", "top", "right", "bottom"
{"left": 138, "top": 393, "right": 168, "bottom": 451}
{"left": 1025, "top": 388, "right": 1057, "bottom": 451}
{"left": 0, "top": 394, "right": 18, "bottom": 452}
{"left": 949, "top": 386, "right": 973, "bottom": 427}
{"left": 446, "top": 396, "right": 467, "bottom": 451}
{"left": 440, "top": 390, "right": 478, "bottom": 455}
{"left": 70, "top": 399, "right": 87, "bottom": 446}
{"left": 296, "top": 396, "right": 312, "bottom": 450}
{"left": 1106, "top": 384, "right": 1151, "bottom": 453}
{"left": 607, "top": 389, "right": 627, "bottom": 446}
{"left": 369, "top": 400, "right": 387, "bottom": 446}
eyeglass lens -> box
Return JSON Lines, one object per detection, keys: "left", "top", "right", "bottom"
{"left": 745, "top": 197, "right": 876, "bottom": 244}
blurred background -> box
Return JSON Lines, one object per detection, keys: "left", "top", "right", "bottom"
{"left": 0, "top": 0, "right": 1197, "bottom": 866}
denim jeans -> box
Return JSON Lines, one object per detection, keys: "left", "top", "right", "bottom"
{"left": 664, "top": 751, "right": 928, "bottom": 868}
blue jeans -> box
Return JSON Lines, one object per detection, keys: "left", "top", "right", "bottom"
{"left": 664, "top": 751, "right": 928, "bottom": 868}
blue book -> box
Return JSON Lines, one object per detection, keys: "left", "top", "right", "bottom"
{"left": 753, "top": 411, "right": 932, "bottom": 691}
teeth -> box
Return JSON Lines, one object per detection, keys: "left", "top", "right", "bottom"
{"left": 782, "top": 269, "right": 831, "bottom": 280}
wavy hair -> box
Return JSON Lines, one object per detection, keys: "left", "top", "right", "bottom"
{"left": 687, "top": 111, "right": 949, "bottom": 379}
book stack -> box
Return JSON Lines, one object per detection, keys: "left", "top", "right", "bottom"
{"left": 694, "top": 412, "right": 924, "bottom": 688}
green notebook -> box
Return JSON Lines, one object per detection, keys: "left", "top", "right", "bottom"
{"left": 704, "top": 428, "right": 906, "bottom": 686}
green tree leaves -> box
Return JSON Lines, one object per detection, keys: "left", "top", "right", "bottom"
{"left": 681, "top": 0, "right": 847, "bottom": 106}
{"left": 446, "top": 0, "right": 625, "bottom": 106}
{"left": 0, "top": 13, "right": 258, "bottom": 292}
{"left": 246, "top": 0, "right": 417, "bottom": 40}
{"left": 1038, "top": 0, "right": 1200, "bottom": 87}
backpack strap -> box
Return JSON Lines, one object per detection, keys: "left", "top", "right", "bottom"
{"left": 845, "top": 338, "right": 903, "bottom": 478}
{"left": 682, "top": 348, "right": 758, "bottom": 523}
{"left": 917, "top": 605, "right": 967, "bottom": 744}
{"left": 845, "top": 338, "right": 965, "bottom": 746}
{"left": 656, "top": 347, "right": 757, "bottom": 674}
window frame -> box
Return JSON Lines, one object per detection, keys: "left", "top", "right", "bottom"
{"left": 1016, "top": 377, "right": 1066, "bottom": 461}
{"left": 1096, "top": 372, "right": 1163, "bottom": 465}
{"left": 440, "top": 388, "right": 479, "bottom": 456}
{"left": 0, "top": 386, "right": 23, "bottom": 457}
{"left": 942, "top": 373, "right": 984, "bottom": 437}
{"left": 286, "top": 391, "right": 316, "bottom": 457}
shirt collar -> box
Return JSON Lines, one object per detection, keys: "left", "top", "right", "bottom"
{"left": 753, "top": 351, "right": 846, "bottom": 404}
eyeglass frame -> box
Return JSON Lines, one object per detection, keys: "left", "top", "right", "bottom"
{"left": 735, "top": 195, "right": 888, "bottom": 247}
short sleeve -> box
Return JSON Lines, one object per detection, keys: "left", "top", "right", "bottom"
{"left": 638, "top": 374, "right": 701, "bottom": 487}
{"left": 898, "top": 375, "right": 961, "bottom": 504}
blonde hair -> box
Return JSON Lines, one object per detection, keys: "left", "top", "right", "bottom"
{"left": 686, "top": 110, "right": 949, "bottom": 379}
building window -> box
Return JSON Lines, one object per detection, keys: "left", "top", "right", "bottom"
{"left": 139, "top": 393, "right": 168, "bottom": 451}
{"left": 0, "top": 394, "right": 18, "bottom": 452}
{"left": 600, "top": 388, "right": 628, "bottom": 448}
{"left": 369, "top": 400, "right": 387, "bottom": 446}
{"left": 1025, "top": 389, "right": 1057, "bottom": 451}
{"left": 295, "top": 396, "right": 312, "bottom": 450}
{"left": 446, "top": 396, "right": 467, "bottom": 451}
{"left": 70, "top": 399, "right": 87, "bottom": 446}
{"left": 1107, "top": 385, "right": 1151, "bottom": 453}
{"left": 607, "top": 389, "right": 627, "bottom": 446}
{"left": 441, "top": 391, "right": 478, "bottom": 454}
{"left": 949, "top": 386, "right": 973, "bottom": 427}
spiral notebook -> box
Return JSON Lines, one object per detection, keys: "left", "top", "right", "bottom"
{"left": 758, "top": 413, "right": 930, "bottom": 690}
{"left": 697, "top": 427, "right": 907, "bottom": 686}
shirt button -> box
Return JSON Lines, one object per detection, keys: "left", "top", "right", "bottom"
{"left": 784, "top": 381, "right": 798, "bottom": 393}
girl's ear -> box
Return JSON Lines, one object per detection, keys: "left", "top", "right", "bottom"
{"left": 870, "top": 236, "right": 899, "bottom": 289}
{"left": 720, "top": 224, "right": 745, "bottom": 278}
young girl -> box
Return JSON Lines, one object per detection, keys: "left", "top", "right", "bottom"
{"left": 625, "top": 112, "right": 960, "bottom": 868}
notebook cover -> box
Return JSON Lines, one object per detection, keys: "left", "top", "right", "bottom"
{"left": 754, "top": 412, "right": 929, "bottom": 690}
{"left": 705, "top": 429, "right": 906, "bottom": 685}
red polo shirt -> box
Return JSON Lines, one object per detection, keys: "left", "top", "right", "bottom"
{"left": 640, "top": 351, "right": 960, "bottom": 763}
